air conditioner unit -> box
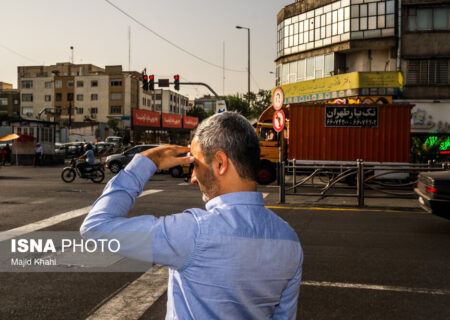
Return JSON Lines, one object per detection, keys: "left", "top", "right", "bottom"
{"left": 26, "top": 112, "right": 33, "bottom": 117}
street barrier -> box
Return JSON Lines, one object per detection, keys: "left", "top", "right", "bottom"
{"left": 280, "top": 160, "right": 449, "bottom": 206}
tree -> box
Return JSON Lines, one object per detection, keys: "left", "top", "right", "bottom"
{"left": 187, "top": 106, "right": 208, "bottom": 122}
{"left": 107, "top": 119, "right": 119, "bottom": 134}
{"left": 223, "top": 89, "right": 272, "bottom": 120}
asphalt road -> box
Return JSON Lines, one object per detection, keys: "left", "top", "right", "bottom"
{"left": 0, "top": 164, "right": 449, "bottom": 320}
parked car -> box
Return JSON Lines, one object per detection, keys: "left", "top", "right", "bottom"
{"left": 105, "top": 144, "right": 159, "bottom": 173}
{"left": 105, "top": 136, "right": 123, "bottom": 148}
{"left": 414, "top": 170, "right": 450, "bottom": 219}
{"left": 54, "top": 143, "right": 68, "bottom": 156}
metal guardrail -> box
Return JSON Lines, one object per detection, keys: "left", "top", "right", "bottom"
{"left": 279, "top": 160, "right": 449, "bottom": 206}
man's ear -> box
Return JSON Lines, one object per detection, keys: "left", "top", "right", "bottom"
{"left": 214, "top": 151, "right": 228, "bottom": 176}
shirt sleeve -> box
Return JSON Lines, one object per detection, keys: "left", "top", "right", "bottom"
{"left": 80, "top": 153, "right": 198, "bottom": 269}
{"left": 271, "top": 247, "right": 303, "bottom": 320}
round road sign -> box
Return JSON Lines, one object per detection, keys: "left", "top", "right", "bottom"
{"left": 273, "top": 110, "right": 286, "bottom": 132}
{"left": 272, "top": 87, "right": 284, "bottom": 111}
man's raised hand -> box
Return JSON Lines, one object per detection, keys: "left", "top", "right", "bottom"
{"left": 141, "top": 145, "right": 194, "bottom": 170}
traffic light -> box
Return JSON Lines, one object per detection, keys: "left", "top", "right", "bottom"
{"left": 149, "top": 75, "right": 155, "bottom": 91}
{"left": 174, "top": 74, "right": 180, "bottom": 91}
{"left": 142, "top": 73, "right": 148, "bottom": 91}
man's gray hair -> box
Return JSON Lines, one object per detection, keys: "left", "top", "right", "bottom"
{"left": 193, "top": 112, "right": 260, "bottom": 181}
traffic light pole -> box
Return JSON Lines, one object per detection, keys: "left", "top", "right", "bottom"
{"left": 173, "top": 82, "right": 220, "bottom": 99}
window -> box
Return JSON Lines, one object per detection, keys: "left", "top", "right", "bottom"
{"left": 22, "top": 94, "right": 33, "bottom": 102}
{"left": 306, "top": 57, "right": 315, "bottom": 79}
{"left": 407, "top": 60, "right": 449, "bottom": 85}
{"left": 21, "top": 80, "right": 33, "bottom": 89}
{"left": 55, "top": 80, "right": 62, "bottom": 88}
{"left": 76, "top": 94, "right": 83, "bottom": 101}
{"left": 67, "top": 80, "right": 74, "bottom": 87}
{"left": 91, "top": 94, "right": 98, "bottom": 101}
{"left": 22, "top": 107, "right": 33, "bottom": 115}
{"left": 76, "top": 81, "right": 84, "bottom": 87}
{"left": 45, "top": 81, "right": 53, "bottom": 89}
{"left": 55, "top": 93, "right": 62, "bottom": 101}
{"left": 155, "top": 94, "right": 162, "bottom": 100}
{"left": 110, "top": 79, "right": 122, "bottom": 86}
{"left": 90, "top": 107, "right": 98, "bottom": 114}
{"left": 91, "top": 80, "right": 98, "bottom": 87}
{"left": 45, "top": 95, "right": 52, "bottom": 102}
{"left": 77, "top": 108, "right": 84, "bottom": 114}
{"left": 110, "top": 92, "right": 122, "bottom": 100}
{"left": 324, "top": 54, "right": 334, "bottom": 76}
{"left": 409, "top": 7, "right": 450, "bottom": 31}
{"left": 110, "top": 105, "right": 122, "bottom": 114}
{"left": 67, "top": 93, "right": 74, "bottom": 101}
{"left": 143, "top": 97, "right": 146, "bottom": 105}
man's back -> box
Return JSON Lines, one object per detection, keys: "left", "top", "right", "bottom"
{"left": 167, "top": 192, "right": 303, "bottom": 319}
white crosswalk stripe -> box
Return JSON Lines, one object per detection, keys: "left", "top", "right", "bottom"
{"left": 0, "top": 189, "right": 163, "bottom": 242}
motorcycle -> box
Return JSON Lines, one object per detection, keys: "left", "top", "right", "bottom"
{"left": 61, "top": 159, "right": 105, "bottom": 183}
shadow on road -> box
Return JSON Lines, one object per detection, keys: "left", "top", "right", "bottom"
{"left": 0, "top": 176, "right": 31, "bottom": 180}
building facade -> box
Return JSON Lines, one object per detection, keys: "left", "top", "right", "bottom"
{"left": 276, "top": 0, "right": 450, "bottom": 156}
{"left": 0, "top": 82, "right": 20, "bottom": 118}
{"left": 17, "top": 63, "right": 189, "bottom": 130}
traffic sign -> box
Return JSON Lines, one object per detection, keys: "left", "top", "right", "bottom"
{"left": 272, "top": 87, "right": 284, "bottom": 111}
{"left": 273, "top": 110, "right": 285, "bottom": 132}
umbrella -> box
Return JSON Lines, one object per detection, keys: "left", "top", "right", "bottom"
{"left": 0, "top": 133, "right": 35, "bottom": 142}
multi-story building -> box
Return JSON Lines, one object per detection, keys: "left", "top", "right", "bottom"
{"left": 149, "top": 89, "right": 189, "bottom": 116}
{"left": 275, "top": 0, "right": 450, "bottom": 156}
{"left": 17, "top": 62, "right": 188, "bottom": 130}
{"left": 0, "top": 82, "right": 20, "bottom": 118}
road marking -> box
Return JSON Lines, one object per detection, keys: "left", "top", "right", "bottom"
{"left": 302, "top": 280, "right": 450, "bottom": 295}
{"left": 266, "top": 205, "right": 428, "bottom": 214}
{"left": 85, "top": 264, "right": 168, "bottom": 320}
{"left": 178, "top": 182, "right": 190, "bottom": 186}
{"left": 263, "top": 193, "right": 269, "bottom": 199}
{"left": 0, "top": 189, "right": 163, "bottom": 242}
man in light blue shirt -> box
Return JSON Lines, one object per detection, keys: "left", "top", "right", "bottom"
{"left": 80, "top": 112, "right": 303, "bottom": 319}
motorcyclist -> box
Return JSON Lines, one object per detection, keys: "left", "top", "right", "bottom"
{"left": 76, "top": 144, "right": 95, "bottom": 177}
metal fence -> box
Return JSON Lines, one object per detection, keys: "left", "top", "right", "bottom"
{"left": 279, "top": 160, "right": 449, "bottom": 206}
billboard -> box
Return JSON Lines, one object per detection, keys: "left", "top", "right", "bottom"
{"left": 183, "top": 116, "right": 198, "bottom": 129}
{"left": 162, "top": 113, "right": 182, "bottom": 128}
{"left": 132, "top": 109, "right": 160, "bottom": 128}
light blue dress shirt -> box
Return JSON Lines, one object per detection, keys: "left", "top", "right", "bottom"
{"left": 80, "top": 154, "right": 303, "bottom": 319}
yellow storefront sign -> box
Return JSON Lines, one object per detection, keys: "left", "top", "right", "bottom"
{"left": 275, "top": 71, "right": 403, "bottom": 101}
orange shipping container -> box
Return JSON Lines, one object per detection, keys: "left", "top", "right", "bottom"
{"left": 288, "top": 104, "right": 412, "bottom": 163}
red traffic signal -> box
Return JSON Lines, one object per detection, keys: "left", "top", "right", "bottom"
{"left": 149, "top": 74, "right": 155, "bottom": 90}
{"left": 142, "top": 73, "right": 148, "bottom": 90}
{"left": 174, "top": 74, "right": 180, "bottom": 91}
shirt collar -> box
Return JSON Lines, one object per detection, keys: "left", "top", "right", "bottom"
{"left": 205, "top": 191, "right": 264, "bottom": 211}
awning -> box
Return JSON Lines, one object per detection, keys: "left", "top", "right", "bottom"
{"left": 0, "top": 133, "right": 35, "bottom": 142}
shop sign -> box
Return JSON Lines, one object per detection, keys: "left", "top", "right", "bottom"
{"left": 183, "top": 116, "right": 198, "bottom": 129}
{"left": 133, "top": 109, "right": 160, "bottom": 127}
{"left": 162, "top": 113, "right": 182, "bottom": 128}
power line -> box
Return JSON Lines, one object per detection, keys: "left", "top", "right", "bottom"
{"left": 104, "top": 0, "right": 246, "bottom": 73}
{"left": 0, "top": 43, "right": 40, "bottom": 64}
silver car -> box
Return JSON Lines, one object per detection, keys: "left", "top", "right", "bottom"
{"left": 105, "top": 144, "right": 159, "bottom": 173}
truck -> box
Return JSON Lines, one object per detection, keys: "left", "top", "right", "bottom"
{"left": 255, "top": 102, "right": 412, "bottom": 185}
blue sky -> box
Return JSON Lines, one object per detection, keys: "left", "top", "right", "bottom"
{"left": 1, "top": 0, "right": 293, "bottom": 99}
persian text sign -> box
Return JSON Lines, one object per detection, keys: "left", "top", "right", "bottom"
{"left": 133, "top": 109, "right": 160, "bottom": 128}
{"left": 325, "top": 106, "right": 378, "bottom": 127}
{"left": 183, "top": 116, "right": 198, "bottom": 129}
{"left": 162, "top": 113, "right": 182, "bottom": 128}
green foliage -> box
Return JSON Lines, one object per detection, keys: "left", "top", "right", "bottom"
{"left": 107, "top": 119, "right": 119, "bottom": 132}
{"left": 223, "top": 89, "right": 272, "bottom": 120}
{"left": 187, "top": 106, "right": 208, "bottom": 122}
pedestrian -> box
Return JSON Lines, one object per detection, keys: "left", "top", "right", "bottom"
{"left": 33, "top": 143, "right": 43, "bottom": 167}
{"left": 81, "top": 112, "right": 303, "bottom": 319}
{"left": 0, "top": 147, "right": 6, "bottom": 166}
{"left": 5, "top": 144, "right": 11, "bottom": 165}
